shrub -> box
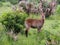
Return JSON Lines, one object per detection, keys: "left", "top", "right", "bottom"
{"left": 0, "top": 0, "right": 18, "bottom": 4}
{"left": 8, "top": 0, "right": 18, "bottom": 4}
{"left": 0, "top": 11, "right": 28, "bottom": 34}
{"left": 0, "top": 0, "right": 6, "bottom": 2}
{"left": 2, "top": 2, "right": 12, "bottom": 7}
{"left": 56, "top": 5, "right": 60, "bottom": 15}
{"left": 0, "top": 2, "right": 11, "bottom": 7}
{"left": 57, "top": 0, "right": 60, "bottom": 4}
{"left": 0, "top": 2, "right": 3, "bottom": 7}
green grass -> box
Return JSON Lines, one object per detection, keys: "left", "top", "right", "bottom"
{"left": 0, "top": 6, "right": 12, "bottom": 15}
{"left": 0, "top": 16, "right": 60, "bottom": 45}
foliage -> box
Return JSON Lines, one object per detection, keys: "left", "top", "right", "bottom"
{"left": 8, "top": 0, "right": 18, "bottom": 4}
{"left": 0, "top": 11, "right": 28, "bottom": 33}
{"left": 0, "top": 0, "right": 6, "bottom": 2}
{"left": 0, "top": 2, "right": 3, "bottom": 7}
{"left": 56, "top": 5, "right": 60, "bottom": 15}
{"left": 0, "top": 0, "right": 18, "bottom": 4}
{"left": 0, "top": 2, "right": 11, "bottom": 7}
{"left": 2, "top": 2, "right": 12, "bottom": 7}
{"left": 57, "top": 0, "right": 60, "bottom": 4}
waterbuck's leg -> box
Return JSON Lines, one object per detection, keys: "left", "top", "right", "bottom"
{"left": 13, "top": 34, "right": 18, "bottom": 41}
{"left": 37, "top": 27, "right": 42, "bottom": 33}
{"left": 37, "top": 28, "right": 40, "bottom": 33}
{"left": 25, "top": 28, "right": 29, "bottom": 37}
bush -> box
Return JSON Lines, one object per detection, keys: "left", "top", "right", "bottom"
{"left": 2, "top": 2, "right": 12, "bottom": 7}
{"left": 0, "top": 2, "right": 3, "bottom": 7}
{"left": 0, "top": 0, "right": 18, "bottom": 4}
{"left": 0, "top": 0, "right": 6, "bottom": 2}
{"left": 0, "top": 2, "right": 11, "bottom": 7}
{"left": 8, "top": 0, "right": 18, "bottom": 4}
{"left": 57, "top": 0, "right": 60, "bottom": 4}
{"left": 56, "top": 5, "right": 60, "bottom": 15}
{"left": 0, "top": 11, "right": 28, "bottom": 34}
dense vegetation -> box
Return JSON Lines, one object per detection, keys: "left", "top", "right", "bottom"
{"left": 0, "top": 0, "right": 60, "bottom": 45}
{"left": 0, "top": 11, "right": 28, "bottom": 34}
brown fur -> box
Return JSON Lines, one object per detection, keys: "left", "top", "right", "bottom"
{"left": 25, "top": 12, "right": 45, "bottom": 37}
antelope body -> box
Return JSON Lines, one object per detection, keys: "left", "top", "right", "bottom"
{"left": 25, "top": 19, "right": 44, "bottom": 28}
{"left": 25, "top": 12, "right": 45, "bottom": 37}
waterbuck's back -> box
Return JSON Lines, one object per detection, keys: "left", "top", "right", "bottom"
{"left": 25, "top": 19, "right": 44, "bottom": 28}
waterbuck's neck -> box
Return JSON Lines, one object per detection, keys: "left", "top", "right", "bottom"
{"left": 41, "top": 12, "right": 45, "bottom": 20}
{"left": 40, "top": 13, "right": 45, "bottom": 24}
